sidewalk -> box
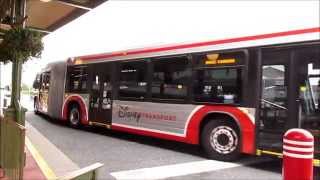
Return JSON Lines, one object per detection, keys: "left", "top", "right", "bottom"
{"left": 0, "top": 147, "right": 46, "bottom": 180}
{"left": 0, "top": 98, "right": 82, "bottom": 180}
{"left": 23, "top": 148, "right": 47, "bottom": 180}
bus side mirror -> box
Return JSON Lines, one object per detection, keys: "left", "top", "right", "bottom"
{"left": 33, "top": 79, "right": 40, "bottom": 89}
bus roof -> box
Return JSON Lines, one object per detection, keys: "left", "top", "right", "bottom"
{"left": 72, "top": 27, "right": 320, "bottom": 64}
{"left": 41, "top": 61, "right": 66, "bottom": 73}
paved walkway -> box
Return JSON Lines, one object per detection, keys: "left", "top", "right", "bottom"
{"left": 0, "top": 148, "right": 46, "bottom": 180}
{"left": 0, "top": 119, "right": 78, "bottom": 180}
{"left": 0, "top": 97, "right": 82, "bottom": 180}
{"left": 23, "top": 148, "right": 47, "bottom": 180}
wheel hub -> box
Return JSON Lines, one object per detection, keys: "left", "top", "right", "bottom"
{"left": 70, "top": 109, "right": 80, "bottom": 125}
{"left": 210, "top": 126, "right": 238, "bottom": 154}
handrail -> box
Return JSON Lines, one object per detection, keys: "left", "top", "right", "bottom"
{"left": 261, "top": 99, "right": 287, "bottom": 110}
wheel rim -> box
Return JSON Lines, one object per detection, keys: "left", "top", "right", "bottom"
{"left": 209, "top": 125, "right": 238, "bottom": 154}
{"left": 70, "top": 109, "right": 80, "bottom": 125}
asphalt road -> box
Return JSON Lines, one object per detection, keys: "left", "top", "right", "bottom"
{"left": 25, "top": 111, "right": 285, "bottom": 180}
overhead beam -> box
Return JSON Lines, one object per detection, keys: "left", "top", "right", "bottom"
{"left": 27, "top": 26, "right": 51, "bottom": 34}
{"left": 47, "top": 8, "right": 86, "bottom": 31}
{"left": 55, "top": 0, "right": 92, "bottom": 11}
{"left": 86, "top": 0, "right": 107, "bottom": 8}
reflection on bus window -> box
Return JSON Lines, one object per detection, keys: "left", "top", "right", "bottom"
{"left": 262, "top": 65, "right": 287, "bottom": 108}
{"left": 119, "top": 61, "right": 147, "bottom": 99}
{"left": 152, "top": 56, "right": 189, "bottom": 100}
{"left": 194, "top": 68, "right": 242, "bottom": 104}
{"left": 41, "top": 72, "right": 51, "bottom": 91}
{"left": 67, "top": 65, "right": 88, "bottom": 92}
{"left": 309, "top": 76, "right": 320, "bottom": 109}
{"left": 92, "top": 75, "right": 100, "bottom": 90}
{"left": 299, "top": 62, "right": 320, "bottom": 124}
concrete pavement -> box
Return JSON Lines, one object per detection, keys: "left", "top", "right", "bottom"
{"left": 26, "top": 111, "right": 282, "bottom": 180}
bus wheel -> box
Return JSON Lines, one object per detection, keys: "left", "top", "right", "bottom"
{"left": 68, "top": 105, "right": 81, "bottom": 128}
{"left": 201, "top": 120, "right": 240, "bottom": 161}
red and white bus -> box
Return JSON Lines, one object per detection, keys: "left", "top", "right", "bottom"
{"left": 34, "top": 27, "right": 320, "bottom": 164}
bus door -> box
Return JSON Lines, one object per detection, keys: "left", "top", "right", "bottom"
{"left": 293, "top": 45, "right": 320, "bottom": 157}
{"left": 38, "top": 71, "right": 51, "bottom": 113}
{"left": 89, "top": 63, "right": 113, "bottom": 126}
{"left": 258, "top": 49, "right": 290, "bottom": 150}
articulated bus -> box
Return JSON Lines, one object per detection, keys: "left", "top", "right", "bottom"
{"left": 34, "top": 27, "right": 320, "bottom": 164}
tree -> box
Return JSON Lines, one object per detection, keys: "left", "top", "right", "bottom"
{"left": 21, "top": 83, "right": 29, "bottom": 91}
{"left": 0, "top": 0, "right": 44, "bottom": 125}
{"left": 0, "top": 27, "right": 43, "bottom": 64}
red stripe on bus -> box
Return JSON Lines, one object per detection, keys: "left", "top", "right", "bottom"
{"left": 78, "top": 27, "right": 320, "bottom": 61}
{"left": 185, "top": 105, "right": 255, "bottom": 154}
{"left": 111, "top": 105, "right": 255, "bottom": 154}
{"left": 111, "top": 125, "right": 189, "bottom": 143}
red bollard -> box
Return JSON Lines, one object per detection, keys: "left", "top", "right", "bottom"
{"left": 283, "top": 128, "right": 314, "bottom": 180}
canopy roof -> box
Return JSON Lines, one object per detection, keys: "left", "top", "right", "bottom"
{"left": 0, "top": 0, "right": 106, "bottom": 34}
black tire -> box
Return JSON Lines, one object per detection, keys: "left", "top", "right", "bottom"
{"left": 201, "top": 119, "right": 240, "bottom": 161}
{"left": 68, "top": 105, "right": 81, "bottom": 128}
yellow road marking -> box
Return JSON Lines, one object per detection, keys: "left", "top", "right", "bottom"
{"left": 25, "top": 137, "right": 57, "bottom": 179}
{"left": 256, "top": 149, "right": 282, "bottom": 157}
{"left": 314, "top": 159, "right": 320, "bottom": 167}
{"left": 257, "top": 149, "right": 320, "bottom": 167}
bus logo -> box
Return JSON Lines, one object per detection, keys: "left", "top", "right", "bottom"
{"left": 118, "top": 105, "right": 141, "bottom": 123}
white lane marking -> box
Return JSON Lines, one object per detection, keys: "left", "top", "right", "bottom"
{"left": 110, "top": 159, "right": 268, "bottom": 180}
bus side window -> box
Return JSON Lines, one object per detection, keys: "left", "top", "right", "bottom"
{"left": 194, "top": 68, "right": 242, "bottom": 104}
{"left": 40, "top": 74, "right": 44, "bottom": 91}
{"left": 193, "top": 51, "right": 245, "bottom": 104}
{"left": 119, "top": 60, "right": 147, "bottom": 99}
{"left": 67, "top": 66, "right": 88, "bottom": 92}
{"left": 151, "top": 56, "right": 189, "bottom": 101}
{"left": 40, "top": 72, "right": 50, "bottom": 91}
{"left": 45, "top": 72, "right": 50, "bottom": 90}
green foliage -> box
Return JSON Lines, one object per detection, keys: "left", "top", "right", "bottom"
{"left": 0, "top": 27, "right": 44, "bottom": 64}
{"left": 21, "top": 83, "right": 29, "bottom": 92}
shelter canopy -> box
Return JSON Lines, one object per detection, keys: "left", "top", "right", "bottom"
{"left": 0, "top": 0, "right": 107, "bottom": 34}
